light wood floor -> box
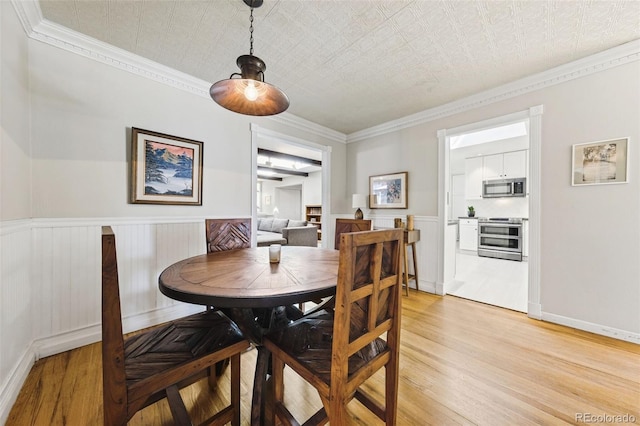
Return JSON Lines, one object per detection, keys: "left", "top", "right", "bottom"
{"left": 7, "top": 292, "right": 640, "bottom": 425}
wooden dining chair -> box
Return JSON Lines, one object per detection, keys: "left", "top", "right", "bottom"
{"left": 101, "top": 226, "right": 250, "bottom": 426}
{"left": 334, "top": 218, "right": 372, "bottom": 249}
{"left": 263, "top": 228, "right": 404, "bottom": 425}
{"left": 205, "top": 218, "right": 251, "bottom": 252}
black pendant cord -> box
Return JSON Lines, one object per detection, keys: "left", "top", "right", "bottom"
{"left": 249, "top": 8, "right": 254, "bottom": 56}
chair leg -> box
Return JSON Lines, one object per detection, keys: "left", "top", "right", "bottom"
{"left": 231, "top": 352, "right": 241, "bottom": 426}
{"left": 385, "top": 362, "right": 399, "bottom": 425}
{"left": 166, "top": 385, "right": 191, "bottom": 426}
{"left": 327, "top": 395, "right": 349, "bottom": 426}
{"left": 207, "top": 366, "right": 218, "bottom": 390}
{"left": 271, "top": 355, "right": 285, "bottom": 425}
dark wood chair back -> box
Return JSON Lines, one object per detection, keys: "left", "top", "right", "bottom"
{"left": 101, "top": 226, "right": 249, "bottom": 425}
{"left": 264, "top": 228, "right": 404, "bottom": 425}
{"left": 334, "top": 218, "right": 372, "bottom": 249}
{"left": 205, "top": 218, "right": 251, "bottom": 252}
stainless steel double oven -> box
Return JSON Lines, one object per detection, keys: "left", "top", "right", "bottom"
{"left": 477, "top": 218, "right": 523, "bottom": 261}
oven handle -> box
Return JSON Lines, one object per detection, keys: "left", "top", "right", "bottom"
{"left": 478, "top": 222, "right": 522, "bottom": 228}
{"left": 478, "top": 234, "right": 522, "bottom": 240}
{"left": 478, "top": 244, "right": 522, "bottom": 253}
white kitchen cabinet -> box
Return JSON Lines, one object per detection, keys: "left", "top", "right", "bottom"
{"left": 459, "top": 218, "right": 478, "bottom": 251}
{"left": 464, "top": 157, "right": 483, "bottom": 199}
{"left": 483, "top": 150, "right": 527, "bottom": 180}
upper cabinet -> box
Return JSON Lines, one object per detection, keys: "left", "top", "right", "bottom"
{"left": 465, "top": 157, "right": 484, "bottom": 200}
{"left": 464, "top": 150, "right": 529, "bottom": 200}
{"left": 483, "top": 150, "right": 527, "bottom": 180}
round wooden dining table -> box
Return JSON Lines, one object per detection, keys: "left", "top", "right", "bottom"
{"left": 159, "top": 246, "right": 340, "bottom": 426}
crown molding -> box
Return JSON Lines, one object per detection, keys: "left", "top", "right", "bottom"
{"left": 269, "top": 112, "right": 347, "bottom": 143}
{"left": 11, "top": 1, "right": 637, "bottom": 145}
{"left": 11, "top": 0, "right": 346, "bottom": 144}
{"left": 347, "top": 39, "right": 640, "bottom": 143}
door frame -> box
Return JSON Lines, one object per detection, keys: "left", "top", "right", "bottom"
{"left": 436, "top": 105, "right": 543, "bottom": 319}
{"left": 250, "top": 124, "right": 332, "bottom": 248}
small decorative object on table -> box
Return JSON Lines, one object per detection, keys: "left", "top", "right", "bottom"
{"left": 269, "top": 244, "right": 281, "bottom": 263}
{"left": 352, "top": 194, "right": 367, "bottom": 220}
{"left": 467, "top": 206, "right": 475, "bottom": 217}
{"left": 407, "top": 215, "right": 414, "bottom": 230}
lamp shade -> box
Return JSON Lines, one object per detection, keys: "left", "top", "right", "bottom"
{"left": 209, "top": 4, "right": 289, "bottom": 117}
{"left": 352, "top": 194, "right": 367, "bottom": 209}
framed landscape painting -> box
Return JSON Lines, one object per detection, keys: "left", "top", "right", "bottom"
{"left": 369, "top": 172, "right": 408, "bottom": 209}
{"left": 130, "top": 127, "right": 203, "bottom": 205}
{"left": 571, "top": 138, "right": 629, "bottom": 186}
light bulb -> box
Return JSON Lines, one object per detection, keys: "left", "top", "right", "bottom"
{"left": 244, "top": 81, "right": 259, "bottom": 101}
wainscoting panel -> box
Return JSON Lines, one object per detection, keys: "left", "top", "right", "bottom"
{"left": 330, "top": 214, "right": 439, "bottom": 293}
{"left": 0, "top": 221, "right": 34, "bottom": 422}
{"left": 30, "top": 220, "right": 209, "bottom": 347}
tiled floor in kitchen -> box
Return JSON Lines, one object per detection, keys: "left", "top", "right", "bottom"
{"left": 448, "top": 248, "right": 528, "bottom": 313}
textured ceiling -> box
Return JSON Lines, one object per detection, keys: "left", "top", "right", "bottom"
{"left": 37, "top": 0, "right": 640, "bottom": 135}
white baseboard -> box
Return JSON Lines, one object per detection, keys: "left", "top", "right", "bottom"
{"left": 527, "top": 302, "right": 542, "bottom": 320}
{"left": 410, "top": 279, "right": 435, "bottom": 294}
{"left": 34, "top": 303, "right": 202, "bottom": 359}
{"left": 0, "top": 344, "right": 36, "bottom": 425}
{"left": 0, "top": 303, "right": 203, "bottom": 424}
{"left": 542, "top": 312, "right": 640, "bottom": 344}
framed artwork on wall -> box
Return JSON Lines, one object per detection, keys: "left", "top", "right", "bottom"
{"left": 130, "top": 127, "right": 204, "bottom": 205}
{"left": 571, "top": 137, "right": 629, "bottom": 186}
{"left": 369, "top": 172, "right": 408, "bottom": 209}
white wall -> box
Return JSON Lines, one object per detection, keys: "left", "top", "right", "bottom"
{"left": 347, "top": 60, "right": 640, "bottom": 338}
{"left": 1, "top": 1, "right": 31, "bottom": 221}
{"left": 260, "top": 171, "right": 322, "bottom": 219}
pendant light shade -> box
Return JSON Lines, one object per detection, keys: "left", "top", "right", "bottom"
{"left": 210, "top": 1, "right": 289, "bottom": 116}
{"left": 210, "top": 55, "right": 289, "bottom": 116}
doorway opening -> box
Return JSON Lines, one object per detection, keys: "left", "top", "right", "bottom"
{"left": 250, "top": 124, "right": 331, "bottom": 248}
{"left": 437, "top": 106, "right": 543, "bottom": 318}
{"left": 448, "top": 120, "right": 529, "bottom": 312}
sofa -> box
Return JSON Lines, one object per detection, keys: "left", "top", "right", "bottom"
{"left": 256, "top": 217, "right": 318, "bottom": 247}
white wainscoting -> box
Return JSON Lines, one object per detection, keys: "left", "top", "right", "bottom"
{"left": 0, "top": 220, "right": 34, "bottom": 424}
{"left": 328, "top": 214, "right": 439, "bottom": 293}
{"left": 0, "top": 217, "right": 218, "bottom": 424}
{"left": 31, "top": 219, "right": 211, "bottom": 357}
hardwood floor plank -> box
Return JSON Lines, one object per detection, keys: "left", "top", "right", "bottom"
{"left": 6, "top": 292, "right": 639, "bottom": 425}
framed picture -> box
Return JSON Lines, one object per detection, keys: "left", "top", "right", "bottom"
{"left": 130, "top": 127, "right": 204, "bottom": 205}
{"left": 369, "top": 172, "right": 408, "bottom": 209}
{"left": 572, "top": 138, "right": 629, "bottom": 186}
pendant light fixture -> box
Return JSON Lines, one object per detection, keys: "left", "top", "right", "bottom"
{"left": 210, "top": 0, "right": 289, "bottom": 116}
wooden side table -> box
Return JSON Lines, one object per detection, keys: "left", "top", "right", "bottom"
{"left": 402, "top": 229, "right": 420, "bottom": 296}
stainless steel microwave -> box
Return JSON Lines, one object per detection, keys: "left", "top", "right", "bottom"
{"left": 483, "top": 178, "right": 526, "bottom": 198}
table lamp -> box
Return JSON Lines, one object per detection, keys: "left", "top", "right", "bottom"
{"left": 352, "top": 194, "right": 366, "bottom": 220}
